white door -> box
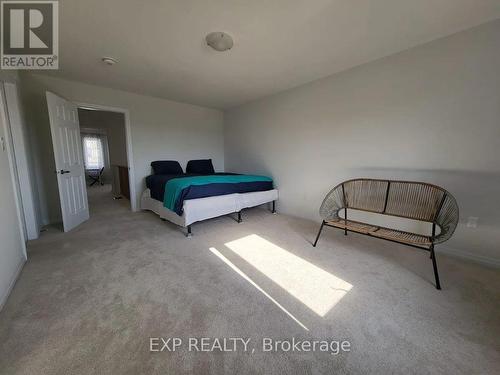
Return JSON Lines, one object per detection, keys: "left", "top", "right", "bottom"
{"left": 46, "top": 92, "right": 89, "bottom": 232}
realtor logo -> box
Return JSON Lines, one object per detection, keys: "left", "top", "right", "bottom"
{"left": 1, "top": 0, "right": 58, "bottom": 69}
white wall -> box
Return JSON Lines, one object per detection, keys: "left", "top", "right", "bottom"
{"left": 0, "top": 71, "right": 27, "bottom": 310}
{"left": 19, "top": 73, "right": 224, "bottom": 224}
{"left": 225, "top": 20, "right": 500, "bottom": 265}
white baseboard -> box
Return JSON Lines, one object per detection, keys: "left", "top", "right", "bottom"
{"left": 0, "top": 259, "right": 26, "bottom": 311}
{"left": 437, "top": 246, "right": 500, "bottom": 268}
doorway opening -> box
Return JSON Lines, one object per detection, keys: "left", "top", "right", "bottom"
{"left": 77, "top": 105, "right": 135, "bottom": 215}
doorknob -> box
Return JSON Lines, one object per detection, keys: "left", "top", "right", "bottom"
{"left": 59, "top": 169, "right": 70, "bottom": 174}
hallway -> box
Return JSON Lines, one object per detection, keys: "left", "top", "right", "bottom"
{"left": 86, "top": 184, "right": 130, "bottom": 216}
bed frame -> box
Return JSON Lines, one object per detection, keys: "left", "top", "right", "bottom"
{"left": 141, "top": 188, "right": 279, "bottom": 236}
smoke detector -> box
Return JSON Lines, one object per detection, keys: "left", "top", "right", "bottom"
{"left": 101, "top": 57, "right": 118, "bottom": 65}
{"left": 205, "top": 32, "right": 233, "bottom": 52}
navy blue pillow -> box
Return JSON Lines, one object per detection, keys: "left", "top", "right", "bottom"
{"left": 151, "top": 160, "right": 183, "bottom": 175}
{"left": 186, "top": 159, "right": 215, "bottom": 174}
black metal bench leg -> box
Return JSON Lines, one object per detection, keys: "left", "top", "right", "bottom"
{"left": 186, "top": 225, "right": 192, "bottom": 238}
{"left": 313, "top": 221, "right": 325, "bottom": 247}
{"left": 430, "top": 245, "right": 441, "bottom": 290}
{"left": 237, "top": 211, "right": 242, "bottom": 223}
{"left": 344, "top": 208, "right": 348, "bottom": 235}
{"left": 271, "top": 200, "right": 276, "bottom": 214}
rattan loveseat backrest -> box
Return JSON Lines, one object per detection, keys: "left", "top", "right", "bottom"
{"left": 319, "top": 178, "right": 459, "bottom": 244}
{"left": 342, "top": 179, "right": 445, "bottom": 222}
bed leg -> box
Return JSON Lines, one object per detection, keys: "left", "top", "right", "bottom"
{"left": 271, "top": 200, "right": 276, "bottom": 214}
{"left": 186, "top": 225, "right": 192, "bottom": 238}
{"left": 237, "top": 211, "right": 242, "bottom": 223}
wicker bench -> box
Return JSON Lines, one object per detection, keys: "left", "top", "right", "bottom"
{"left": 313, "top": 179, "right": 459, "bottom": 289}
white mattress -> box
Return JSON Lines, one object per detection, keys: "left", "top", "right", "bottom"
{"left": 141, "top": 188, "right": 279, "bottom": 227}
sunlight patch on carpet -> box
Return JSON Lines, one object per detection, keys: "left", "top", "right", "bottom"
{"left": 209, "top": 247, "right": 309, "bottom": 331}
{"left": 224, "top": 234, "right": 352, "bottom": 317}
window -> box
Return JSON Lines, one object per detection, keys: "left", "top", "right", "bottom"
{"left": 82, "top": 134, "right": 104, "bottom": 170}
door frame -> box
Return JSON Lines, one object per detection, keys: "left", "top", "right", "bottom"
{"left": 75, "top": 102, "right": 137, "bottom": 211}
{"left": 0, "top": 82, "right": 27, "bottom": 259}
{"left": 2, "top": 82, "right": 40, "bottom": 240}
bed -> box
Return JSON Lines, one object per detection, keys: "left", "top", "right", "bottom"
{"left": 140, "top": 159, "right": 278, "bottom": 236}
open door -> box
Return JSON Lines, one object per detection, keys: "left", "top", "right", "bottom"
{"left": 46, "top": 92, "right": 89, "bottom": 232}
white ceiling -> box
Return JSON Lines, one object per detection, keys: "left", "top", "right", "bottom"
{"left": 45, "top": 0, "right": 500, "bottom": 109}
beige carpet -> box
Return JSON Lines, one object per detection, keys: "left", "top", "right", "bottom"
{"left": 0, "top": 185, "right": 499, "bottom": 374}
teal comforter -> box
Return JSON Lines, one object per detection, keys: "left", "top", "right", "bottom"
{"left": 163, "top": 174, "right": 273, "bottom": 213}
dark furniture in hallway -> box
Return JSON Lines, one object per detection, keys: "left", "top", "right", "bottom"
{"left": 87, "top": 167, "right": 105, "bottom": 186}
{"left": 118, "top": 166, "right": 130, "bottom": 200}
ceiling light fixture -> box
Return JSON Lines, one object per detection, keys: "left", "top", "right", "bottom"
{"left": 205, "top": 32, "right": 233, "bottom": 52}
{"left": 101, "top": 57, "right": 118, "bottom": 65}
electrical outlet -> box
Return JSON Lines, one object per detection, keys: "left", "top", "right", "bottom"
{"left": 466, "top": 216, "right": 479, "bottom": 228}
